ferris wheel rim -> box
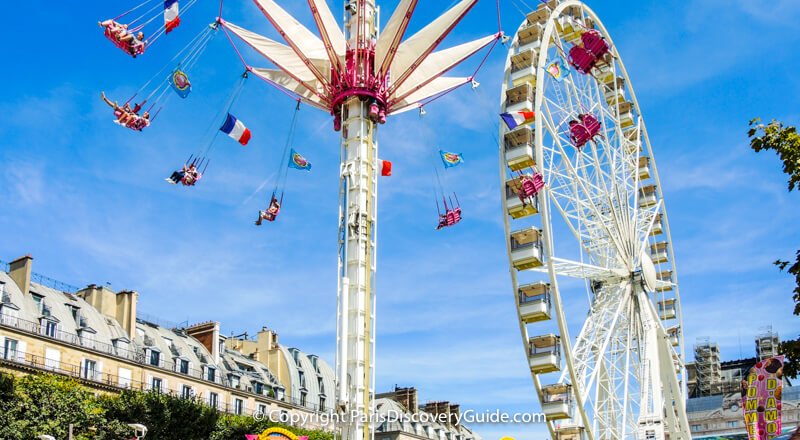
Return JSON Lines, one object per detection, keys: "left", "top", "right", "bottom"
{"left": 498, "top": 2, "right": 688, "bottom": 439}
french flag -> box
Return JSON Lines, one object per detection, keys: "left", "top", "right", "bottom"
{"left": 500, "top": 111, "right": 535, "bottom": 130}
{"left": 380, "top": 159, "right": 392, "bottom": 176}
{"left": 220, "top": 113, "right": 251, "bottom": 146}
{"left": 164, "top": 0, "right": 180, "bottom": 34}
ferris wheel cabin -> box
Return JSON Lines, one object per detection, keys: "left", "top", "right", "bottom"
{"left": 504, "top": 126, "right": 536, "bottom": 170}
{"left": 638, "top": 184, "right": 658, "bottom": 208}
{"left": 624, "top": 125, "right": 642, "bottom": 154}
{"left": 667, "top": 325, "right": 681, "bottom": 347}
{"left": 658, "top": 298, "right": 677, "bottom": 320}
{"left": 541, "top": 383, "right": 572, "bottom": 421}
{"left": 528, "top": 334, "right": 561, "bottom": 374}
{"left": 636, "top": 156, "right": 651, "bottom": 180}
{"left": 613, "top": 101, "right": 635, "bottom": 129}
{"left": 510, "top": 227, "right": 545, "bottom": 270}
{"left": 650, "top": 213, "right": 664, "bottom": 236}
{"left": 505, "top": 83, "right": 534, "bottom": 114}
{"left": 649, "top": 241, "right": 669, "bottom": 264}
{"left": 604, "top": 76, "right": 626, "bottom": 106}
{"left": 518, "top": 282, "right": 552, "bottom": 323}
{"left": 511, "top": 49, "right": 539, "bottom": 88}
{"left": 655, "top": 270, "right": 673, "bottom": 292}
{"left": 555, "top": 424, "right": 586, "bottom": 440}
{"left": 506, "top": 177, "right": 540, "bottom": 218}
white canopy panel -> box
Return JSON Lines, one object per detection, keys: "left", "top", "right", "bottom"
{"left": 374, "top": 0, "right": 418, "bottom": 76}
{"left": 388, "top": 0, "right": 478, "bottom": 83}
{"left": 250, "top": 67, "right": 329, "bottom": 111}
{"left": 308, "top": 0, "right": 347, "bottom": 59}
{"left": 253, "top": 0, "right": 330, "bottom": 61}
{"left": 392, "top": 34, "right": 496, "bottom": 100}
{"left": 389, "top": 76, "right": 468, "bottom": 114}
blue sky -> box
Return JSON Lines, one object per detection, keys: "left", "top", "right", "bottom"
{"left": 1, "top": 0, "right": 800, "bottom": 439}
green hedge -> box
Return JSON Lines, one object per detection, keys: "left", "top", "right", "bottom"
{"left": 0, "top": 372, "right": 336, "bottom": 440}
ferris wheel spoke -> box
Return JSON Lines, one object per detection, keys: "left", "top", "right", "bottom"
{"left": 530, "top": 256, "right": 624, "bottom": 280}
{"left": 540, "top": 101, "right": 628, "bottom": 265}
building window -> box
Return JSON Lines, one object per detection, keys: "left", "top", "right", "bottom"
{"left": 3, "top": 338, "right": 18, "bottom": 360}
{"left": 691, "top": 425, "right": 702, "bottom": 432}
{"left": 31, "top": 294, "right": 43, "bottom": 312}
{"left": 207, "top": 367, "right": 216, "bottom": 382}
{"left": 258, "top": 404, "right": 267, "bottom": 416}
{"left": 150, "top": 350, "right": 160, "bottom": 366}
{"left": 728, "top": 421, "right": 738, "bottom": 428}
{"left": 83, "top": 359, "right": 97, "bottom": 380}
{"left": 178, "top": 359, "right": 189, "bottom": 374}
{"left": 181, "top": 385, "right": 192, "bottom": 399}
{"left": 300, "top": 392, "right": 307, "bottom": 407}
{"left": 319, "top": 397, "right": 325, "bottom": 411}
{"left": 209, "top": 392, "right": 218, "bottom": 408}
{"left": 298, "top": 371, "right": 306, "bottom": 388}
{"left": 43, "top": 320, "right": 57, "bottom": 337}
{"left": 255, "top": 382, "right": 264, "bottom": 395}
{"left": 152, "top": 377, "right": 162, "bottom": 393}
{"left": 230, "top": 375, "right": 240, "bottom": 388}
{"left": 318, "top": 377, "right": 324, "bottom": 393}
{"left": 234, "top": 398, "right": 244, "bottom": 415}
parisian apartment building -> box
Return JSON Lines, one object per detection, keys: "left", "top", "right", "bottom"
{"left": 0, "top": 254, "right": 481, "bottom": 440}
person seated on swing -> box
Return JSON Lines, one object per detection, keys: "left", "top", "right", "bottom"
{"left": 166, "top": 164, "right": 187, "bottom": 185}
{"left": 125, "top": 31, "right": 146, "bottom": 55}
{"left": 435, "top": 212, "right": 448, "bottom": 230}
{"left": 182, "top": 163, "right": 201, "bottom": 185}
{"left": 127, "top": 111, "right": 150, "bottom": 130}
{"left": 255, "top": 198, "right": 281, "bottom": 225}
{"left": 101, "top": 92, "right": 135, "bottom": 125}
{"left": 98, "top": 20, "right": 127, "bottom": 40}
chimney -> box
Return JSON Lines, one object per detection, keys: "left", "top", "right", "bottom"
{"left": 115, "top": 290, "right": 138, "bottom": 339}
{"left": 185, "top": 321, "right": 221, "bottom": 363}
{"left": 77, "top": 285, "right": 138, "bottom": 339}
{"left": 8, "top": 255, "right": 33, "bottom": 296}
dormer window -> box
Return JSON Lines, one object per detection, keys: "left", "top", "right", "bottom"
{"left": 31, "top": 293, "right": 43, "bottom": 312}
{"left": 177, "top": 358, "right": 189, "bottom": 374}
{"left": 40, "top": 318, "right": 57, "bottom": 338}
{"left": 149, "top": 349, "right": 161, "bottom": 367}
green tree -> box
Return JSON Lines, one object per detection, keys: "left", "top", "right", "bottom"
{"left": 749, "top": 118, "right": 800, "bottom": 378}
{"left": 99, "top": 389, "right": 219, "bottom": 440}
{"left": 0, "top": 373, "right": 130, "bottom": 440}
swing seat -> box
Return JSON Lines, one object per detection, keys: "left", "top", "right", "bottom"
{"left": 369, "top": 103, "right": 380, "bottom": 120}
{"left": 518, "top": 173, "right": 545, "bottom": 199}
{"left": 569, "top": 122, "right": 592, "bottom": 148}
{"left": 181, "top": 172, "right": 201, "bottom": 186}
{"left": 436, "top": 207, "right": 462, "bottom": 229}
{"left": 104, "top": 25, "right": 146, "bottom": 57}
{"left": 568, "top": 45, "right": 596, "bottom": 75}
{"left": 580, "top": 113, "right": 602, "bottom": 137}
{"left": 581, "top": 30, "right": 609, "bottom": 59}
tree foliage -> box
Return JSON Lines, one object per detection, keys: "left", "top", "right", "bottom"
{"left": 749, "top": 118, "right": 800, "bottom": 378}
{"left": 0, "top": 372, "right": 335, "bottom": 440}
{"left": 749, "top": 118, "right": 800, "bottom": 192}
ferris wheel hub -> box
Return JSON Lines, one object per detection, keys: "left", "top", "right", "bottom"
{"left": 640, "top": 253, "right": 657, "bottom": 293}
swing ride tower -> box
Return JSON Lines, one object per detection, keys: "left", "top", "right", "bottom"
{"left": 217, "top": 2, "right": 501, "bottom": 440}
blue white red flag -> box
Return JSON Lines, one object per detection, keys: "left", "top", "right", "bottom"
{"left": 164, "top": 0, "right": 180, "bottom": 33}
{"left": 500, "top": 111, "right": 535, "bottom": 130}
{"left": 219, "top": 113, "right": 251, "bottom": 145}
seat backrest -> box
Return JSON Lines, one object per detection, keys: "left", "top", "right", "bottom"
{"left": 570, "top": 123, "right": 591, "bottom": 144}
{"left": 568, "top": 46, "right": 595, "bottom": 73}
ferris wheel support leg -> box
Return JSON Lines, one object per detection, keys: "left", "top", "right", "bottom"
{"left": 635, "top": 288, "right": 690, "bottom": 440}
{"left": 337, "top": 97, "right": 378, "bottom": 440}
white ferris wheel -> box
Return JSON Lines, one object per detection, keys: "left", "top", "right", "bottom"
{"left": 497, "top": 2, "right": 691, "bottom": 440}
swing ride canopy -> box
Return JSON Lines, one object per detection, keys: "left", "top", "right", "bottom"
{"left": 219, "top": 0, "right": 502, "bottom": 114}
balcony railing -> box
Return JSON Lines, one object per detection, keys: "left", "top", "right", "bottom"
{"left": 0, "top": 312, "right": 143, "bottom": 363}
{"left": 0, "top": 311, "right": 325, "bottom": 413}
